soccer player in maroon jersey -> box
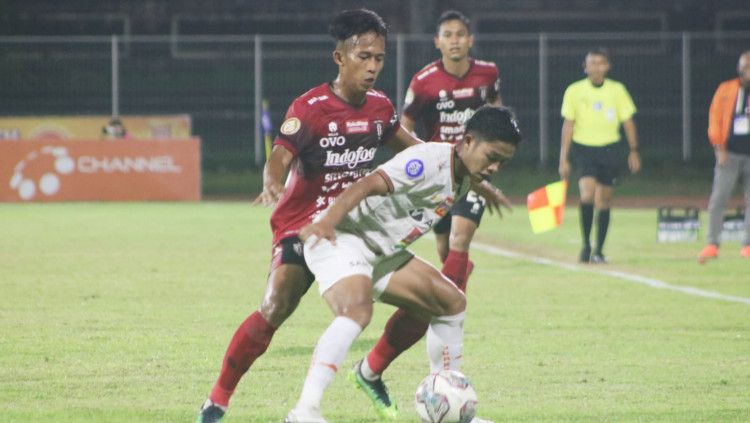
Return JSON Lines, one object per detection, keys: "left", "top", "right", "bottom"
{"left": 196, "top": 9, "right": 506, "bottom": 423}
{"left": 350, "top": 11, "right": 507, "bottom": 422}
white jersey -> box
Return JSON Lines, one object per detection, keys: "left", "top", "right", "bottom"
{"left": 337, "top": 142, "right": 471, "bottom": 256}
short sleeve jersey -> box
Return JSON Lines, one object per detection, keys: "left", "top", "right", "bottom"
{"left": 271, "top": 83, "right": 400, "bottom": 244}
{"left": 335, "top": 143, "right": 471, "bottom": 256}
{"left": 560, "top": 78, "right": 636, "bottom": 147}
{"left": 402, "top": 59, "right": 500, "bottom": 143}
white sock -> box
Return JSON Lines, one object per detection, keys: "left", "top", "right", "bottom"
{"left": 360, "top": 357, "right": 379, "bottom": 381}
{"left": 426, "top": 311, "right": 465, "bottom": 372}
{"left": 296, "top": 316, "right": 363, "bottom": 410}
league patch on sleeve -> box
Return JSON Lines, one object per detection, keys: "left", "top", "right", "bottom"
{"left": 405, "top": 159, "right": 424, "bottom": 178}
{"left": 280, "top": 117, "right": 301, "bottom": 135}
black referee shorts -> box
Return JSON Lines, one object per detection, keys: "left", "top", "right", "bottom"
{"left": 570, "top": 141, "right": 626, "bottom": 186}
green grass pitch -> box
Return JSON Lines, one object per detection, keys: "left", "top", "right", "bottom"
{"left": 1, "top": 203, "right": 749, "bottom": 422}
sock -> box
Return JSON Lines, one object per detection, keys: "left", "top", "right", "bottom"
{"left": 210, "top": 311, "right": 277, "bottom": 407}
{"left": 366, "top": 309, "right": 429, "bottom": 375}
{"left": 360, "top": 356, "right": 379, "bottom": 381}
{"left": 580, "top": 203, "right": 594, "bottom": 250}
{"left": 297, "top": 316, "right": 362, "bottom": 409}
{"left": 596, "top": 208, "right": 611, "bottom": 255}
{"left": 426, "top": 311, "right": 465, "bottom": 372}
{"left": 441, "top": 250, "right": 469, "bottom": 291}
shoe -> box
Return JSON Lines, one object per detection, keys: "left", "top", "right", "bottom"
{"left": 196, "top": 399, "right": 225, "bottom": 423}
{"left": 590, "top": 253, "right": 607, "bottom": 264}
{"left": 579, "top": 247, "right": 591, "bottom": 263}
{"left": 471, "top": 417, "right": 495, "bottom": 423}
{"left": 284, "top": 406, "right": 328, "bottom": 423}
{"left": 698, "top": 244, "right": 719, "bottom": 264}
{"left": 348, "top": 359, "right": 398, "bottom": 420}
{"left": 741, "top": 245, "right": 750, "bottom": 258}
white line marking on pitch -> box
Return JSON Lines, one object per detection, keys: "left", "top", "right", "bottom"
{"left": 471, "top": 241, "right": 750, "bottom": 306}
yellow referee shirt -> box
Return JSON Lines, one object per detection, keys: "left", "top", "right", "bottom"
{"left": 560, "top": 78, "right": 636, "bottom": 146}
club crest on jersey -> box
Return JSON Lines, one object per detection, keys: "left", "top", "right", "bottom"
{"left": 280, "top": 117, "right": 301, "bottom": 135}
{"left": 374, "top": 120, "right": 383, "bottom": 139}
{"left": 328, "top": 121, "right": 338, "bottom": 133}
{"left": 409, "top": 208, "right": 425, "bottom": 222}
{"left": 405, "top": 159, "right": 424, "bottom": 178}
{"left": 479, "top": 85, "right": 488, "bottom": 101}
{"left": 346, "top": 120, "right": 369, "bottom": 134}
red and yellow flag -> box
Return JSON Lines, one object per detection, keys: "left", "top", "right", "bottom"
{"left": 527, "top": 180, "right": 567, "bottom": 233}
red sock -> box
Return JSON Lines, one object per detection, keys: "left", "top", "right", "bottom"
{"left": 366, "top": 309, "right": 429, "bottom": 375}
{"left": 209, "top": 311, "right": 276, "bottom": 407}
{"left": 442, "top": 250, "right": 469, "bottom": 292}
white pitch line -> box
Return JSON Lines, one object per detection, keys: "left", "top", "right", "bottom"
{"left": 471, "top": 241, "right": 750, "bottom": 306}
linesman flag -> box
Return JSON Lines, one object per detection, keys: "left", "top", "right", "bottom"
{"left": 527, "top": 180, "right": 568, "bottom": 233}
{"left": 261, "top": 99, "right": 273, "bottom": 160}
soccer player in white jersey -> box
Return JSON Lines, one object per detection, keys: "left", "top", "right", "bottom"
{"left": 284, "top": 106, "right": 522, "bottom": 423}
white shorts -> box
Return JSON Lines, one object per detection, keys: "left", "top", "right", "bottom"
{"left": 304, "top": 231, "right": 397, "bottom": 297}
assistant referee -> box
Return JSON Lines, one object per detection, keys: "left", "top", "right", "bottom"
{"left": 559, "top": 48, "right": 641, "bottom": 263}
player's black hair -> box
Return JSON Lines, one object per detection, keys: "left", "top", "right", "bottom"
{"left": 436, "top": 10, "right": 471, "bottom": 34}
{"left": 586, "top": 47, "right": 609, "bottom": 60}
{"left": 465, "top": 106, "right": 523, "bottom": 146}
{"left": 329, "top": 9, "right": 388, "bottom": 46}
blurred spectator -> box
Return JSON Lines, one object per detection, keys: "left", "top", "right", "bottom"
{"left": 698, "top": 50, "right": 750, "bottom": 263}
{"left": 101, "top": 117, "right": 129, "bottom": 139}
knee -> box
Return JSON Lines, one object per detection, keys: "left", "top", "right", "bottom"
{"left": 433, "top": 282, "right": 466, "bottom": 317}
{"left": 260, "top": 293, "right": 298, "bottom": 327}
{"left": 448, "top": 231, "right": 473, "bottom": 251}
{"left": 339, "top": 301, "right": 373, "bottom": 328}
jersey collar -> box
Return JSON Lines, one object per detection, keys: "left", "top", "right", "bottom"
{"left": 437, "top": 58, "right": 474, "bottom": 81}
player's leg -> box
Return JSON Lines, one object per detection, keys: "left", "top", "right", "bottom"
{"left": 444, "top": 190, "right": 486, "bottom": 291}
{"left": 590, "top": 143, "right": 622, "bottom": 263}
{"left": 288, "top": 234, "right": 375, "bottom": 422}
{"left": 377, "top": 256, "right": 467, "bottom": 372}
{"left": 434, "top": 213, "right": 452, "bottom": 262}
{"left": 592, "top": 183, "right": 614, "bottom": 263}
{"left": 701, "top": 153, "right": 741, "bottom": 262}
{"left": 572, "top": 143, "right": 597, "bottom": 263}
{"left": 199, "top": 237, "right": 313, "bottom": 422}
{"left": 578, "top": 176, "right": 597, "bottom": 262}
{"left": 355, "top": 215, "right": 455, "bottom": 415}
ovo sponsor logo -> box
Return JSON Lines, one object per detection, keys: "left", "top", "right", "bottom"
{"left": 319, "top": 135, "right": 346, "bottom": 148}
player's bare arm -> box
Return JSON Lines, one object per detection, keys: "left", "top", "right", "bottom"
{"left": 254, "top": 145, "right": 293, "bottom": 206}
{"left": 622, "top": 118, "right": 641, "bottom": 173}
{"left": 385, "top": 125, "right": 424, "bottom": 152}
{"left": 299, "top": 171, "right": 390, "bottom": 247}
{"left": 559, "top": 119, "right": 575, "bottom": 179}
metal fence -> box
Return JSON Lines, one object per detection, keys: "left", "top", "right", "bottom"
{"left": 1, "top": 31, "right": 748, "bottom": 169}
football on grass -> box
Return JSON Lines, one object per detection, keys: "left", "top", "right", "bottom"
{"left": 415, "top": 369, "right": 478, "bottom": 423}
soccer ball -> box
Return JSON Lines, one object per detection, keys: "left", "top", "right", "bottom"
{"left": 415, "top": 370, "right": 478, "bottom": 423}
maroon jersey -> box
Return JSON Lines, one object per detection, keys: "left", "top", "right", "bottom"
{"left": 270, "top": 83, "right": 400, "bottom": 244}
{"left": 402, "top": 58, "right": 500, "bottom": 143}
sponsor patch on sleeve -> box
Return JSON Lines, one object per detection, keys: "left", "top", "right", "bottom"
{"left": 405, "top": 159, "right": 424, "bottom": 178}
{"left": 280, "top": 117, "right": 301, "bottom": 135}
